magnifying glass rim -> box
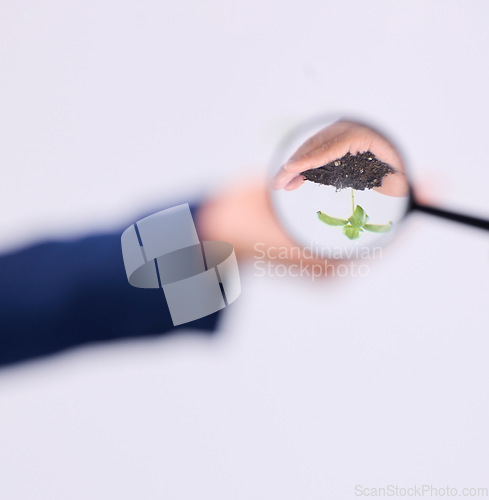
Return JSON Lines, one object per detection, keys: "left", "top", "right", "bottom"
{"left": 267, "top": 113, "right": 413, "bottom": 259}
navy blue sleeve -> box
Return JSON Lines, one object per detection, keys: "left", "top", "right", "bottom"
{"left": 0, "top": 208, "right": 221, "bottom": 367}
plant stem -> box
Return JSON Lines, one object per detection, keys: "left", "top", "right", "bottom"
{"left": 351, "top": 188, "right": 355, "bottom": 213}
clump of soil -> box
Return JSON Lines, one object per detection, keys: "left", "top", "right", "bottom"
{"left": 301, "top": 151, "right": 395, "bottom": 191}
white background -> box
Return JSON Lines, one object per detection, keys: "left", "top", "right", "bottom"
{"left": 1, "top": 1, "right": 489, "bottom": 498}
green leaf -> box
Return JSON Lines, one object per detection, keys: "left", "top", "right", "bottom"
{"left": 348, "top": 205, "right": 368, "bottom": 228}
{"left": 363, "top": 222, "right": 393, "bottom": 233}
{"left": 343, "top": 225, "right": 362, "bottom": 240}
{"left": 317, "top": 211, "right": 348, "bottom": 226}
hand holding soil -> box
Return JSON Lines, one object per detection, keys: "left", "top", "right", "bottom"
{"left": 271, "top": 120, "right": 409, "bottom": 197}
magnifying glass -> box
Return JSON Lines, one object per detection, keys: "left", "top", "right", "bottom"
{"left": 269, "top": 115, "right": 489, "bottom": 259}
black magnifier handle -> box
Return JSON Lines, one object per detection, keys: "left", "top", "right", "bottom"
{"left": 409, "top": 197, "right": 489, "bottom": 232}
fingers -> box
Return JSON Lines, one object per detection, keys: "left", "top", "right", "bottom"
{"left": 271, "top": 121, "right": 352, "bottom": 190}
{"left": 287, "top": 136, "right": 357, "bottom": 173}
{"left": 270, "top": 165, "right": 298, "bottom": 190}
{"left": 271, "top": 136, "right": 355, "bottom": 190}
{"left": 271, "top": 119, "right": 407, "bottom": 196}
{"left": 286, "top": 120, "right": 352, "bottom": 161}
{"left": 284, "top": 174, "right": 306, "bottom": 191}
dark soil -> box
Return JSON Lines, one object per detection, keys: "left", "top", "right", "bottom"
{"left": 301, "top": 151, "right": 396, "bottom": 191}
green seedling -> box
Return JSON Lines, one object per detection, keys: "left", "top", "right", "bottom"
{"left": 317, "top": 189, "right": 392, "bottom": 240}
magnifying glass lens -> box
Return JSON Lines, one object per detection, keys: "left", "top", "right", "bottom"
{"left": 269, "top": 117, "right": 411, "bottom": 259}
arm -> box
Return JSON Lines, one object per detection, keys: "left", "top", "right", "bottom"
{"left": 0, "top": 207, "right": 219, "bottom": 367}
{"left": 0, "top": 182, "right": 333, "bottom": 368}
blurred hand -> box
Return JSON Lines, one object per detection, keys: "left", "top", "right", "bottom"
{"left": 271, "top": 120, "right": 409, "bottom": 197}
{"left": 196, "top": 177, "right": 342, "bottom": 277}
